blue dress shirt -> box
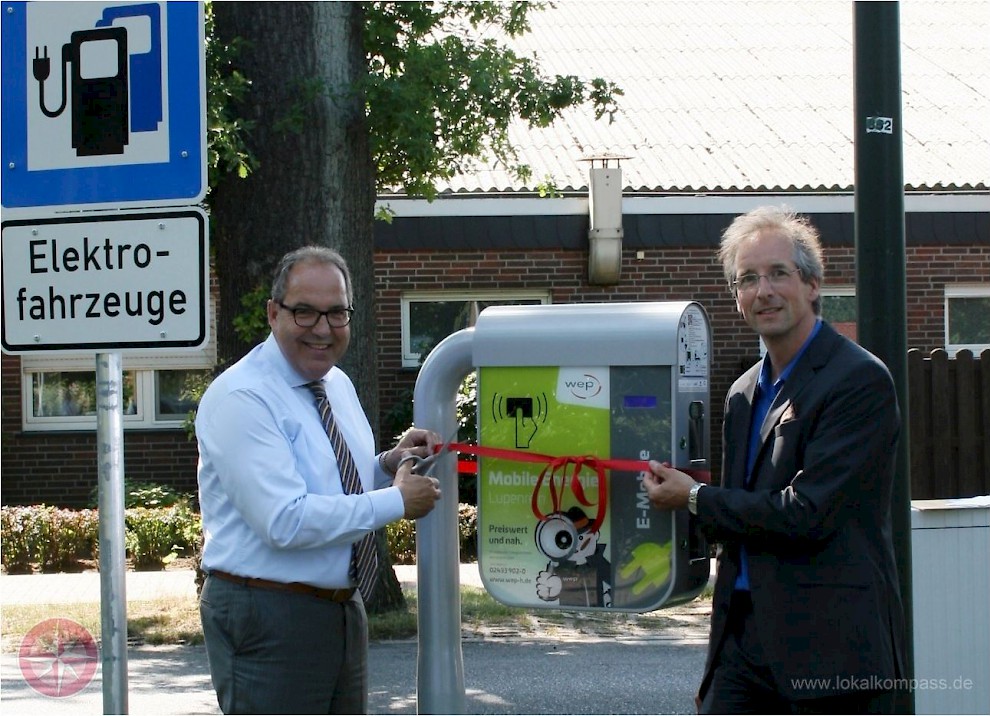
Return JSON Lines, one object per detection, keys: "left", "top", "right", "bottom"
{"left": 196, "top": 334, "right": 405, "bottom": 589}
{"left": 735, "top": 319, "right": 822, "bottom": 591}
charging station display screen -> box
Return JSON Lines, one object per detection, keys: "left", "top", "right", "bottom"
{"left": 477, "top": 364, "right": 675, "bottom": 612}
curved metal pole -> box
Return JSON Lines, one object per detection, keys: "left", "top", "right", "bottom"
{"left": 413, "top": 328, "right": 474, "bottom": 714}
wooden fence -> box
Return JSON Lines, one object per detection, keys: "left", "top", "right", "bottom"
{"left": 909, "top": 348, "right": 990, "bottom": 500}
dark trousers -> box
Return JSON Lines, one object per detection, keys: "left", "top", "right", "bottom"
{"left": 200, "top": 574, "right": 368, "bottom": 715}
{"left": 701, "top": 591, "right": 895, "bottom": 715}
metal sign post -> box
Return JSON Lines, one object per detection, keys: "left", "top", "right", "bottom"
{"left": 96, "top": 352, "right": 128, "bottom": 715}
{"left": 853, "top": 3, "right": 913, "bottom": 713}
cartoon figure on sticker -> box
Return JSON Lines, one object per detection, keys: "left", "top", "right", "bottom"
{"left": 534, "top": 506, "right": 612, "bottom": 608}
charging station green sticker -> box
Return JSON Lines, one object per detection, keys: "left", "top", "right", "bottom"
{"left": 477, "top": 365, "right": 674, "bottom": 611}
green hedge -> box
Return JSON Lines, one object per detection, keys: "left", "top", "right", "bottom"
{"left": 0, "top": 505, "right": 99, "bottom": 573}
{"left": 125, "top": 504, "right": 203, "bottom": 570}
{"left": 0, "top": 504, "right": 202, "bottom": 573}
{"left": 1, "top": 503, "right": 479, "bottom": 573}
{"left": 383, "top": 504, "right": 478, "bottom": 564}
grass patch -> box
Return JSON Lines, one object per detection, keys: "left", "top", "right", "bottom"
{"left": 369, "top": 586, "right": 532, "bottom": 641}
{"left": 460, "top": 586, "right": 529, "bottom": 629}
{"left": 1, "top": 597, "right": 203, "bottom": 652}
{"left": 368, "top": 591, "right": 418, "bottom": 641}
{"left": 1, "top": 587, "right": 531, "bottom": 651}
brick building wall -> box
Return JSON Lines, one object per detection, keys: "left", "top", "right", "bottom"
{"left": 0, "top": 416, "right": 199, "bottom": 507}
{"left": 0, "top": 347, "right": 200, "bottom": 506}
{"left": 2, "top": 242, "right": 986, "bottom": 507}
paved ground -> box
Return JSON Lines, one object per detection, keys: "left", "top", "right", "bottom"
{"left": 1, "top": 567, "right": 202, "bottom": 606}
{"left": 1, "top": 563, "right": 714, "bottom": 715}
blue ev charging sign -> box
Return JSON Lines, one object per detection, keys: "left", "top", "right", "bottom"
{"left": 1, "top": 1, "right": 205, "bottom": 212}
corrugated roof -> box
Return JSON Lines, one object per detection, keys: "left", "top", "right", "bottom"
{"left": 432, "top": 0, "right": 989, "bottom": 195}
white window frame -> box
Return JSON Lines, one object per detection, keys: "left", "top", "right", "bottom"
{"left": 21, "top": 357, "right": 215, "bottom": 433}
{"left": 820, "top": 285, "right": 856, "bottom": 323}
{"left": 820, "top": 286, "right": 856, "bottom": 311}
{"left": 400, "top": 290, "right": 551, "bottom": 368}
{"left": 945, "top": 284, "right": 990, "bottom": 356}
{"left": 20, "top": 316, "right": 216, "bottom": 432}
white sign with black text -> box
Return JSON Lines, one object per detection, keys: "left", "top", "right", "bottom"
{"left": 1, "top": 207, "right": 209, "bottom": 352}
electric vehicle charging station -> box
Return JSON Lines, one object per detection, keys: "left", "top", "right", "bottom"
{"left": 413, "top": 301, "right": 712, "bottom": 713}
{"left": 473, "top": 301, "right": 712, "bottom": 611}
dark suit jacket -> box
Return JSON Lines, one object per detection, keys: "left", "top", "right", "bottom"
{"left": 696, "top": 321, "right": 907, "bottom": 701}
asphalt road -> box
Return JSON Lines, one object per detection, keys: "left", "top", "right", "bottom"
{"left": 1, "top": 635, "right": 707, "bottom": 715}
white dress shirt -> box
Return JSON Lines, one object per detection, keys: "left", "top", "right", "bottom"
{"left": 196, "top": 333, "right": 405, "bottom": 588}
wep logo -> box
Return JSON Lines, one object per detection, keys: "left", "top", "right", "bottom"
{"left": 565, "top": 374, "right": 602, "bottom": 400}
{"left": 556, "top": 367, "right": 609, "bottom": 409}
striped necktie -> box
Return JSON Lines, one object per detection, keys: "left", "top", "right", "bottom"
{"left": 306, "top": 380, "right": 378, "bottom": 599}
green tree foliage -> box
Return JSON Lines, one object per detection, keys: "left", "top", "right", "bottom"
{"left": 364, "top": 1, "right": 622, "bottom": 199}
{"left": 207, "top": 2, "right": 623, "bottom": 201}
{"left": 204, "top": 2, "right": 256, "bottom": 194}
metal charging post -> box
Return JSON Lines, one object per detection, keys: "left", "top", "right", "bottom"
{"left": 414, "top": 329, "right": 473, "bottom": 714}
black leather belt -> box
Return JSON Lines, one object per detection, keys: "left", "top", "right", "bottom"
{"left": 210, "top": 570, "right": 355, "bottom": 603}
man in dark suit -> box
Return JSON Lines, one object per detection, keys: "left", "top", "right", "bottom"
{"left": 643, "top": 206, "right": 907, "bottom": 714}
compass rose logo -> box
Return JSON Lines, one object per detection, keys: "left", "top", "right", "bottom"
{"left": 18, "top": 618, "right": 98, "bottom": 698}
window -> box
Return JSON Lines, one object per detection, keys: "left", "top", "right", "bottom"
{"left": 31, "top": 370, "right": 138, "bottom": 421}
{"left": 155, "top": 369, "right": 210, "bottom": 420}
{"left": 946, "top": 285, "right": 990, "bottom": 355}
{"left": 22, "top": 362, "right": 214, "bottom": 432}
{"left": 821, "top": 287, "right": 857, "bottom": 342}
{"left": 401, "top": 291, "right": 551, "bottom": 367}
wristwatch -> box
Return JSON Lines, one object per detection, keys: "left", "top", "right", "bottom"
{"left": 377, "top": 450, "right": 396, "bottom": 476}
{"left": 688, "top": 482, "right": 704, "bottom": 515}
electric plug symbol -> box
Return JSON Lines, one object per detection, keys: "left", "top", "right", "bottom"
{"left": 34, "top": 43, "right": 71, "bottom": 118}
{"left": 33, "top": 28, "right": 128, "bottom": 156}
{"left": 33, "top": 46, "right": 51, "bottom": 82}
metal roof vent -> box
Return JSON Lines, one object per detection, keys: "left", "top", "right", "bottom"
{"left": 583, "top": 155, "right": 627, "bottom": 285}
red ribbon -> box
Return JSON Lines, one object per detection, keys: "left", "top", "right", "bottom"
{"left": 432, "top": 442, "right": 711, "bottom": 532}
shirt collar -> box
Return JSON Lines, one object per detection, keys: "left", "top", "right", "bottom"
{"left": 757, "top": 318, "right": 823, "bottom": 394}
{"left": 260, "top": 333, "right": 325, "bottom": 389}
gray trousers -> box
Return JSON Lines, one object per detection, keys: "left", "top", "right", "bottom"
{"left": 200, "top": 574, "right": 368, "bottom": 715}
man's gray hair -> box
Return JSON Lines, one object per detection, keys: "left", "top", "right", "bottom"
{"left": 717, "top": 205, "right": 825, "bottom": 314}
{"left": 270, "top": 246, "right": 353, "bottom": 306}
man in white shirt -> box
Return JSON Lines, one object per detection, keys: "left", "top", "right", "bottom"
{"left": 197, "top": 246, "right": 442, "bottom": 714}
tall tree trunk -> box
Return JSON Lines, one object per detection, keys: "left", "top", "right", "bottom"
{"left": 211, "top": 2, "right": 401, "bottom": 612}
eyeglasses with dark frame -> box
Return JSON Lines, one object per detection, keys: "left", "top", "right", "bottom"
{"left": 277, "top": 302, "right": 354, "bottom": 328}
{"left": 732, "top": 267, "right": 802, "bottom": 293}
